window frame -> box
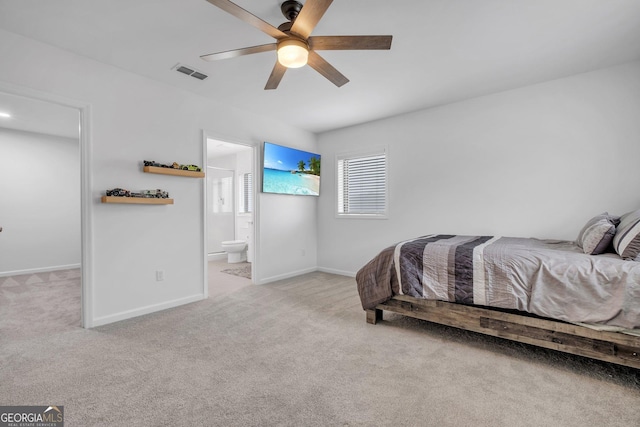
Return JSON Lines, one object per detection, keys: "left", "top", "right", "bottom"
{"left": 238, "top": 172, "right": 253, "bottom": 214}
{"left": 335, "top": 146, "right": 388, "bottom": 220}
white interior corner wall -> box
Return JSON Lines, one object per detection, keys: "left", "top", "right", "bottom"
{"left": 0, "top": 128, "right": 80, "bottom": 275}
{"left": 317, "top": 60, "right": 640, "bottom": 276}
{"left": 0, "top": 29, "right": 317, "bottom": 326}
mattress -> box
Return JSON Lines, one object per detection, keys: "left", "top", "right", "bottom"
{"left": 356, "top": 235, "right": 640, "bottom": 331}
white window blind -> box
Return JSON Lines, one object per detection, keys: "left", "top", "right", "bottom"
{"left": 239, "top": 172, "right": 253, "bottom": 213}
{"left": 337, "top": 149, "right": 387, "bottom": 217}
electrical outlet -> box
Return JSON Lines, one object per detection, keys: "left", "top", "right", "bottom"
{"left": 156, "top": 270, "right": 164, "bottom": 281}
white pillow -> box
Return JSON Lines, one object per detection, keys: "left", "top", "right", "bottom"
{"left": 613, "top": 209, "right": 640, "bottom": 260}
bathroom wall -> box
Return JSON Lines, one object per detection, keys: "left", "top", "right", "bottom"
{"left": 207, "top": 148, "right": 254, "bottom": 260}
{"left": 235, "top": 148, "right": 254, "bottom": 262}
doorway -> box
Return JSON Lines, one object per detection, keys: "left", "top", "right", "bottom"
{"left": 0, "top": 87, "right": 88, "bottom": 329}
{"left": 204, "top": 136, "right": 257, "bottom": 291}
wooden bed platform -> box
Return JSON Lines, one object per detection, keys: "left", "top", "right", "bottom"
{"left": 366, "top": 295, "right": 640, "bottom": 369}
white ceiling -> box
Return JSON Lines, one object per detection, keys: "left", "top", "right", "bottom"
{"left": 0, "top": 92, "right": 79, "bottom": 139}
{"left": 207, "top": 138, "right": 252, "bottom": 161}
{"left": 1, "top": 0, "right": 639, "bottom": 134}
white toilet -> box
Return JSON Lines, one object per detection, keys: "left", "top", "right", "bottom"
{"left": 221, "top": 240, "right": 247, "bottom": 263}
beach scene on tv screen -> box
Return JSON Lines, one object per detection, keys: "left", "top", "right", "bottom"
{"left": 263, "top": 142, "right": 320, "bottom": 196}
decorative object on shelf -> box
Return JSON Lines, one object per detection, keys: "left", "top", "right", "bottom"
{"left": 143, "top": 164, "right": 204, "bottom": 178}
{"left": 140, "top": 189, "right": 170, "bottom": 198}
{"left": 143, "top": 160, "right": 173, "bottom": 168}
{"left": 143, "top": 160, "right": 202, "bottom": 172}
{"left": 105, "top": 188, "right": 169, "bottom": 198}
{"left": 101, "top": 196, "right": 173, "bottom": 205}
{"left": 106, "top": 188, "right": 131, "bottom": 197}
{"left": 103, "top": 188, "right": 172, "bottom": 204}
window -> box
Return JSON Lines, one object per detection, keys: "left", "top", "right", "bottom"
{"left": 238, "top": 172, "right": 253, "bottom": 213}
{"left": 336, "top": 147, "right": 387, "bottom": 218}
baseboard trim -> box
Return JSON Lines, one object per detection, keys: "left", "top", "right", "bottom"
{"left": 316, "top": 267, "right": 356, "bottom": 278}
{"left": 90, "top": 293, "right": 205, "bottom": 328}
{"left": 257, "top": 267, "right": 318, "bottom": 285}
{"left": 256, "top": 266, "right": 356, "bottom": 284}
{"left": 207, "top": 253, "right": 227, "bottom": 261}
{"left": 0, "top": 263, "right": 81, "bottom": 278}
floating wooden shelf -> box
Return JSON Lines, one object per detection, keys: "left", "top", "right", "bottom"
{"left": 143, "top": 166, "right": 204, "bottom": 178}
{"left": 101, "top": 196, "right": 174, "bottom": 205}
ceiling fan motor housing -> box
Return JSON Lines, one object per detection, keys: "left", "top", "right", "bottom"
{"left": 281, "top": 0, "right": 303, "bottom": 22}
{"left": 277, "top": 21, "right": 293, "bottom": 33}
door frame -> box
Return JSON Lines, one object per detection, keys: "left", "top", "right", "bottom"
{"left": 202, "top": 131, "right": 259, "bottom": 297}
{"left": 0, "top": 81, "right": 93, "bottom": 328}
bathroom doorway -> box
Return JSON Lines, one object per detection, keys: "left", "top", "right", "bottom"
{"left": 205, "top": 136, "right": 256, "bottom": 286}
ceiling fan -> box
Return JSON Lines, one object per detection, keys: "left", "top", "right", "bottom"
{"left": 200, "top": 0, "right": 393, "bottom": 90}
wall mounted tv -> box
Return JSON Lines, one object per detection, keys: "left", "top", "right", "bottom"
{"left": 262, "top": 142, "right": 321, "bottom": 196}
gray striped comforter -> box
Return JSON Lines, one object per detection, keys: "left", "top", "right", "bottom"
{"left": 356, "top": 235, "right": 640, "bottom": 330}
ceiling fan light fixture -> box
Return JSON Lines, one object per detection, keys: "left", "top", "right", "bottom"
{"left": 277, "top": 39, "right": 309, "bottom": 68}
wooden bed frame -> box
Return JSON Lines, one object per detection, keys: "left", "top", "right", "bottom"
{"left": 366, "top": 295, "right": 640, "bottom": 369}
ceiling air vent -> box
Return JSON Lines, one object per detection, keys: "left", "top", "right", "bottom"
{"left": 173, "top": 64, "right": 208, "bottom": 81}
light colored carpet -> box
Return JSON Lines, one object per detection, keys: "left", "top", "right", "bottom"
{"left": 1, "top": 269, "right": 639, "bottom": 426}
{"left": 0, "top": 269, "right": 81, "bottom": 340}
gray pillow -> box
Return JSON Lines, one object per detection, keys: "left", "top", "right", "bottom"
{"left": 580, "top": 220, "right": 616, "bottom": 255}
{"left": 613, "top": 208, "right": 640, "bottom": 260}
{"left": 576, "top": 212, "right": 620, "bottom": 252}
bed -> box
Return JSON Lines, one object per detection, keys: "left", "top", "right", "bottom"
{"left": 356, "top": 211, "right": 640, "bottom": 369}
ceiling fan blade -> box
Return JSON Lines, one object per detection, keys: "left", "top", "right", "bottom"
{"left": 307, "top": 50, "right": 349, "bottom": 87}
{"left": 205, "top": 0, "right": 288, "bottom": 40}
{"left": 309, "top": 35, "right": 393, "bottom": 51}
{"left": 201, "top": 43, "right": 277, "bottom": 61}
{"left": 265, "top": 61, "right": 287, "bottom": 90}
{"left": 290, "top": 0, "right": 333, "bottom": 40}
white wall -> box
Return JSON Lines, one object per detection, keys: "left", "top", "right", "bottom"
{"left": 0, "top": 29, "right": 317, "bottom": 326}
{"left": 0, "top": 128, "right": 80, "bottom": 275}
{"left": 317, "top": 60, "right": 640, "bottom": 276}
{"left": 234, "top": 148, "right": 254, "bottom": 258}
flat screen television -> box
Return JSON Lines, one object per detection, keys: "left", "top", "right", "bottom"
{"left": 262, "top": 141, "right": 321, "bottom": 196}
